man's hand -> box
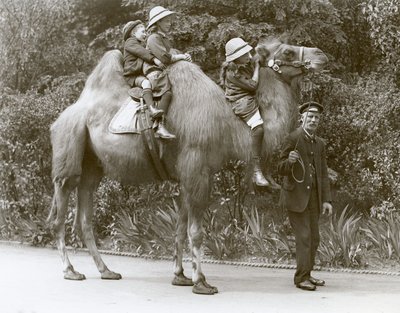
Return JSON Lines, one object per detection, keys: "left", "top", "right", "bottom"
{"left": 322, "top": 202, "right": 333, "bottom": 216}
{"left": 153, "top": 58, "right": 166, "bottom": 69}
{"left": 288, "top": 150, "right": 300, "bottom": 164}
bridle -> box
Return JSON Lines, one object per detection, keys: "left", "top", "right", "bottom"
{"left": 267, "top": 45, "right": 312, "bottom": 74}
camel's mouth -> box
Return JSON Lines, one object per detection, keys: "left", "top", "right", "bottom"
{"left": 309, "top": 59, "right": 328, "bottom": 72}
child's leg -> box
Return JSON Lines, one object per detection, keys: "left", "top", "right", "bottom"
{"left": 155, "top": 91, "right": 175, "bottom": 139}
{"left": 251, "top": 125, "right": 264, "bottom": 159}
{"left": 141, "top": 79, "right": 163, "bottom": 119}
{"left": 249, "top": 124, "right": 269, "bottom": 187}
{"left": 141, "top": 79, "right": 154, "bottom": 107}
{"left": 158, "top": 90, "right": 172, "bottom": 113}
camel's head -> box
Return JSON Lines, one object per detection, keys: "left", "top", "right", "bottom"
{"left": 255, "top": 37, "right": 328, "bottom": 78}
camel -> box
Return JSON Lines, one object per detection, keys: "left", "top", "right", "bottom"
{"left": 48, "top": 37, "right": 327, "bottom": 295}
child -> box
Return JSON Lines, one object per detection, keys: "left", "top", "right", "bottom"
{"left": 143, "top": 6, "right": 192, "bottom": 137}
{"left": 122, "top": 20, "right": 175, "bottom": 139}
{"left": 220, "top": 37, "right": 270, "bottom": 187}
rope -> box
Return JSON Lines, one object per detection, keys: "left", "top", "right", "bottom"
{"left": 1, "top": 240, "right": 399, "bottom": 277}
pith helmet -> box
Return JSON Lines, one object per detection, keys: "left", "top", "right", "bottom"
{"left": 123, "top": 20, "right": 143, "bottom": 41}
{"left": 147, "top": 6, "right": 175, "bottom": 29}
{"left": 225, "top": 37, "right": 253, "bottom": 62}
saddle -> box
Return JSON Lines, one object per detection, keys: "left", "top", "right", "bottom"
{"left": 108, "top": 88, "right": 154, "bottom": 134}
{"left": 108, "top": 88, "right": 169, "bottom": 180}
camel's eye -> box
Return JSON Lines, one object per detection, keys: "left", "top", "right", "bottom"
{"left": 282, "top": 49, "right": 295, "bottom": 60}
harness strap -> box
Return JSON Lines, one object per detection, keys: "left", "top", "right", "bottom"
{"left": 138, "top": 98, "right": 169, "bottom": 180}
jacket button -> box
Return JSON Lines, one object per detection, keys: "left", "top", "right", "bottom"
{"left": 307, "top": 186, "right": 310, "bottom": 189}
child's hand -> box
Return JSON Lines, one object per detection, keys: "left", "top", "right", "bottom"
{"left": 153, "top": 58, "right": 166, "bottom": 69}
{"left": 183, "top": 53, "right": 192, "bottom": 62}
{"left": 173, "top": 54, "right": 192, "bottom": 62}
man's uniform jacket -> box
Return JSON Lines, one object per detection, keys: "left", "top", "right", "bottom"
{"left": 278, "top": 127, "right": 332, "bottom": 212}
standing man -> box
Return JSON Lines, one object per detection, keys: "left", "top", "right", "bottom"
{"left": 278, "top": 101, "right": 333, "bottom": 291}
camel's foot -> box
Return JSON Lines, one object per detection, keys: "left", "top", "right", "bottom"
{"left": 101, "top": 269, "right": 122, "bottom": 280}
{"left": 64, "top": 268, "right": 86, "bottom": 281}
{"left": 192, "top": 280, "right": 218, "bottom": 295}
{"left": 172, "top": 273, "right": 194, "bottom": 286}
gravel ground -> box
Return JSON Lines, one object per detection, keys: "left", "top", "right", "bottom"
{"left": 1, "top": 243, "right": 399, "bottom": 313}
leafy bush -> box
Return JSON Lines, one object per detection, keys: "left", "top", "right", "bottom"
{"left": 318, "top": 73, "right": 400, "bottom": 211}
{"left": 319, "top": 206, "right": 364, "bottom": 267}
{"left": 0, "top": 73, "right": 86, "bottom": 243}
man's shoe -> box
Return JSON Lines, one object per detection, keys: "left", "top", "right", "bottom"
{"left": 296, "top": 280, "right": 316, "bottom": 291}
{"left": 309, "top": 276, "right": 325, "bottom": 286}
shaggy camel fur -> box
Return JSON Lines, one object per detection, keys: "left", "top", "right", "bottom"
{"left": 48, "top": 38, "right": 327, "bottom": 295}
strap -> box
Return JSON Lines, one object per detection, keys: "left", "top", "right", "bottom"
{"left": 138, "top": 98, "right": 169, "bottom": 180}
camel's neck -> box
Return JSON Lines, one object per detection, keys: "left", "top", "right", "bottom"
{"left": 257, "top": 68, "right": 300, "bottom": 106}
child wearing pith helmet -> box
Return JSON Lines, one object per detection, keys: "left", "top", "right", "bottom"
{"left": 220, "top": 37, "right": 270, "bottom": 187}
{"left": 143, "top": 6, "right": 192, "bottom": 139}
{"left": 122, "top": 20, "right": 175, "bottom": 139}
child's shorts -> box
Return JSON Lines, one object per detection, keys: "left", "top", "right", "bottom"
{"left": 125, "top": 75, "right": 146, "bottom": 88}
{"left": 146, "top": 70, "right": 171, "bottom": 98}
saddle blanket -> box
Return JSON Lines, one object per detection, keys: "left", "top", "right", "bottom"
{"left": 108, "top": 99, "right": 143, "bottom": 134}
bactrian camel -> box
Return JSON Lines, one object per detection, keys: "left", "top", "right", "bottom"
{"left": 48, "top": 37, "right": 327, "bottom": 294}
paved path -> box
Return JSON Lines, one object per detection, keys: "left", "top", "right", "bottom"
{"left": 1, "top": 244, "right": 399, "bottom": 313}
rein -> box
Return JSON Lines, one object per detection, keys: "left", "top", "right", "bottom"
{"left": 267, "top": 45, "right": 311, "bottom": 73}
{"left": 292, "top": 73, "right": 315, "bottom": 183}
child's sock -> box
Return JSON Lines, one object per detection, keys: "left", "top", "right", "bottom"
{"left": 158, "top": 91, "right": 172, "bottom": 113}
{"left": 251, "top": 125, "right": 264, "bottom": 158}
{"left": 142, "top": 88, "right": 155, "bottom": 107}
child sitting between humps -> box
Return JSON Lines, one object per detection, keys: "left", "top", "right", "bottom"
{"left": 122, "top": 20, "right": 175, "bottom": 139}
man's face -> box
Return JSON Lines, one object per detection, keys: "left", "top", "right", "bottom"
{"left": 301, "top": 111, "right": 321, "bottom": 134}
{"left": 133, "top": 25, "right": 146, "bottom": 42}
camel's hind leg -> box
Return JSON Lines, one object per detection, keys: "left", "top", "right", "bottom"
{"left": 50, "top": 176, "right": 85, "bottom": 280}
{"left": 76, "top": 158, "right": 121, "bottom": 280}
{"left": 172, "top": 198, "right": 193, "bottom": 286}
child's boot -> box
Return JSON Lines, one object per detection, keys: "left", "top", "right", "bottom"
{"left": 155, "top": 117, "right": 176, "bottom": 139}
{"left": 148, "top": 105, "right": 164, "bottom": 119}
{"left": 142, "top": 88, "right": 163, "bottom": 119}
{"left": 252, "top": 157, "right": 270, "bottom": 187}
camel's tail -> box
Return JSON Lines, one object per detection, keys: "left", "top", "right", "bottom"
{"left": 46, "top": 195, "right": 57, "bottom": 224}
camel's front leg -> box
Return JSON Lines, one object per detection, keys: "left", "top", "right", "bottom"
{"left": 172, "top": 198, "right": 193, "bottom": 286}
{"left": 188, "top": 207, "right": 218, "bottom": 295}
{"left": 178, "top": 150, "right": 217, "bottom": 294}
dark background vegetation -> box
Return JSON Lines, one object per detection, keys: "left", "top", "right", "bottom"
{"left": 0, "top": 0, "right": 399, "bottom": 269}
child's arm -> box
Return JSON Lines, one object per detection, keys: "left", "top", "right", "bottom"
{"left": 125, "top": 39, "right": 155, "bottom": 64}
{"left": 147, "top": 34, "right": 173, "bottom": 65}
{"left": 147, "top": 34, "right": 191, "bottom": 65}
{"left": 251, "top": 57, "right": 260, "bottom": 83}
{"left": 227, "top": 66, "right": 258, "bottom": 92}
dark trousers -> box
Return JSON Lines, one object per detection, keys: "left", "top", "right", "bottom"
{"left": 288, "top": 187, "right": 320, "bottom": 284}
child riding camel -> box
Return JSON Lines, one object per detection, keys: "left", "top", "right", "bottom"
{"left": 220, "top": 37, "right": 270, "bottom": 187}
{"left": 143, "top": 5, "right": 192, "bottom": 137}
{"left": 122, "top": 20, "right": 175, "bottom": 139}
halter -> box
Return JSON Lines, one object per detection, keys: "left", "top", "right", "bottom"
{"left": 267, "top": 45, "right": 312, "bottom": 74}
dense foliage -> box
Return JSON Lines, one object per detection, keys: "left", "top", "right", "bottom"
{"left": 0, "top": 0, "right": 399, "bottom": 268}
